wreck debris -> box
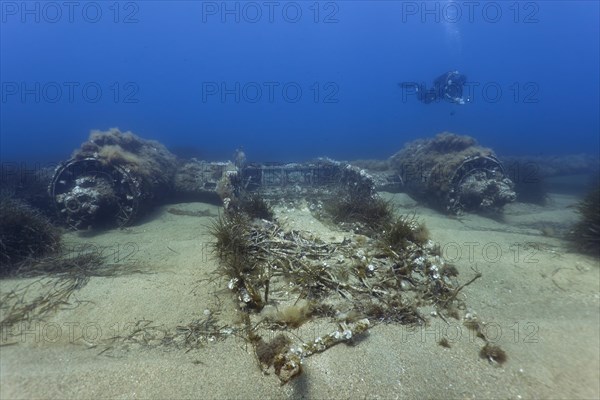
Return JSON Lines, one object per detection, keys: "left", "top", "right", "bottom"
{"left": 390, "top": 132, "right": 516, "bottom": 214}
{"left": 210, "top": 195, "right": 485, "bottom": 383}
{"left": 48, "top": 129, "right": 178, "bottom": 229}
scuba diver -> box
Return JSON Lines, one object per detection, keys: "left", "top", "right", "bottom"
{"left": 401, "top": 70, "right": 468, "bottom": 105}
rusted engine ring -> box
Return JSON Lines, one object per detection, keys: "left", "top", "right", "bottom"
{"left": 48, "top": 158, "right": 142, "bottom": 230}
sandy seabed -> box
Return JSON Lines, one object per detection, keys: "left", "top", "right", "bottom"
{"left": 1, "top": 192, "right": 598, "bottom": 400}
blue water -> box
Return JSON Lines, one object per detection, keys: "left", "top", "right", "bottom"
{"left": 1, "top": 1, "right": 599, "bottom": 163}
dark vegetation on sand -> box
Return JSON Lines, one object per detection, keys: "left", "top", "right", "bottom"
{"left": 0, "top": 195, "right": 61, "bottom": 274}
{"left": 570, "top": 184, "right": 600, "bottom": 256}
